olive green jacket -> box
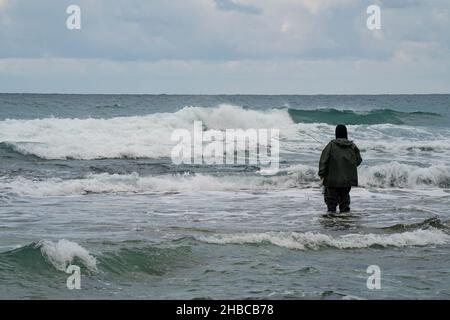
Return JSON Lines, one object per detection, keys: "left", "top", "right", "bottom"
{"left": 318, "top": 138, "right": 362, "bottom": 187}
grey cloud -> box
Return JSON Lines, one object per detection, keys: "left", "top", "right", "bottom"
{"left": 0, "top": 0, "right": 448, "bottom": 62}
{"left": 0, "top": 0, "right": 449, "bottom": 93}
{"left": 378, "top": 0, "right": 422, "bottom": 8}
{"left": 214, "top": 0, "right": 262, "bottom": 15}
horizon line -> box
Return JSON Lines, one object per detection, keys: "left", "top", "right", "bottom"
{"left": 1, "top": 92, "right": 449, "bottom": 96}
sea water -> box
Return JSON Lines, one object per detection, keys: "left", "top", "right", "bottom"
{"left": 0, "top": 94, "right": 449, "bottom": 299}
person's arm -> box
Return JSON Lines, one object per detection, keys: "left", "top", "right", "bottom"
{"left": 354, "top": 145, "right": 362, "bottom": 166}
{"left": 318, "top": 142, "right": 332, "bottom": 178}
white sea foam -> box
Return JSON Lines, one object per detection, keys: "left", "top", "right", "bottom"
{"left": 36, "top": 239, "right": 97, "bottom": 272}
{"left": 196, "top": 229, "right": 450, "bottom": 250}
{"left": 0, "top": 105, "right": 295, "bottom": 160}
{"left": 0, "top": 173, "right": 300, "bottom": 196}
{"left": 280, "top": 162, "right": 450, "bottom": 189}
{"left": 358, "top": 162, "right": 450, "bottom": 188}
{"left": 1, "top": 160, "right": 449, "bottom": 196}
{"left": 1, "top": 105, "right": 449, "bottom": 161}
{"left": 288, "top": 123, "right": 450, "bottom": 154}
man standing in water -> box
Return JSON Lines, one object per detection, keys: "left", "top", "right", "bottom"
{"left": 318, "top": 124, "right": 362, "bottom": 213}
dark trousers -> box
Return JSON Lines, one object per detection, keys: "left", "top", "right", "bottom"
{"left": 324, "top": 187, "right": 351, "bottom": 213}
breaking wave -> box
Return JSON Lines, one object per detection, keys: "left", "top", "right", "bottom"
{"left": 0, "top": 105, "right": 445, "bottom": 160}
{"left": 0, "top": 240, "right": 191, "bottom": 276}
{"left": 196, "top": 229, "right": 450, "bottom": 250}
{"left": 359, "top": 162, "right": 450, "bottom": 188}
{"left": 37, "top": 239, "right": 97, "bottom": 272}
{"left": 0, "top": 172, "right": 299, "bottom": 196}
{"left": 0, "top": 141, "right": 42, "bottom": 159}
{"left": 0, "top": 240, "right": 97, "bottom": 273}
{"left": 1, "top": 228, "right": 447, "bottom": 280}
{"left": 1, "top": 161, "right": 449, "bottom": 196}
{"left": 0, "top": 105, "right": 293, "bottom": 160}
{"left": 288, "top": 108, "right": 442, "bottom": 125}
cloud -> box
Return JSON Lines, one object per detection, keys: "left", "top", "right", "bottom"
{"left": 378, "top": 0, "right": 421, "bottom": 9}
{"left": 296, "top": 0, "right": 357, "bottom": 14}
{"left": 0, "top": 0, "right": 448, "bottom": 62}
{"left": 0, "top": 0, "right": 449, "bottom": 93}
{"left": 214, "top": 0, "right": 262, "bottom": 14}
{"left": 392, "top": 41, "right": 446, "bottom": 62}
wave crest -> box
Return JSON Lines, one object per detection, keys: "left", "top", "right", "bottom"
{"left": 36, "top": 239, "right": 97, "bottom": 272}
{"left": 288, "top": 108, "right": 442, "bottom": 125}
{"left": 1, "top": 161, "right": 449, "bottom": 196}
{"left": 359, "top": 162, "right": 450, "bottom": 188}
{"left": 0, "top": 105, "right": 294, "bottom": 160}
{"left": 196, "top": 229, "right": 450, "bottom": 250}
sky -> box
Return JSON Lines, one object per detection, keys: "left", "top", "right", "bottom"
{"left": 0, "top": 0, "right": 449, "bottom": 94}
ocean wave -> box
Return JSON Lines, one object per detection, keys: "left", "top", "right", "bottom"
{"left": 273, "top": 162, "right": 450, "bottom": 189}
{"left": 359, "top": 140, "right": 450, "bottom": 154}
{"left": 288, "top": 108, "right": 442, "bottom": 125}
{"left": 0, "top": 240, "right": 97, "bottom": 273}
{"left": 196, "top": 229, "right": 450, "bottom": 250}
{"left": 37, "top": 239, "right": 97, "bottom": 272}
{"left": 0, "top": 240, "right": 191, "bottom": 276}
{"left": 383, "top": 217, "right": 449, "bottom": 232}
{"left": 1, "top": 105, "right": 445, "bottom": 160}
{"left": 359, "top": 162, "right": 450, "bottom": 188}
{"left": 0, "top": 141, "right": 43, "bottom": 159}
{"left": 1, "top": 162, "right": 449, "bottom": 196}
{"left": 1, "top": 228, "right": 446, "bottom": 279}
{"left": 0, "top": 172, "right": 300, "bottom": 196}
{"left": 280, "top": 162, "right": 450, "bottom": 189}
{"left": 0, "top": 105, "right": 294, "bottom": 160}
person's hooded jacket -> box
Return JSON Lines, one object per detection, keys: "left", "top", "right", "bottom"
{"left": 319, "top": 138, "right": 362, "bottom": 188}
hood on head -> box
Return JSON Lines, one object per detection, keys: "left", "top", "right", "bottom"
{"left": 335, "top": 124, "right": 348, "bottom": 139}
